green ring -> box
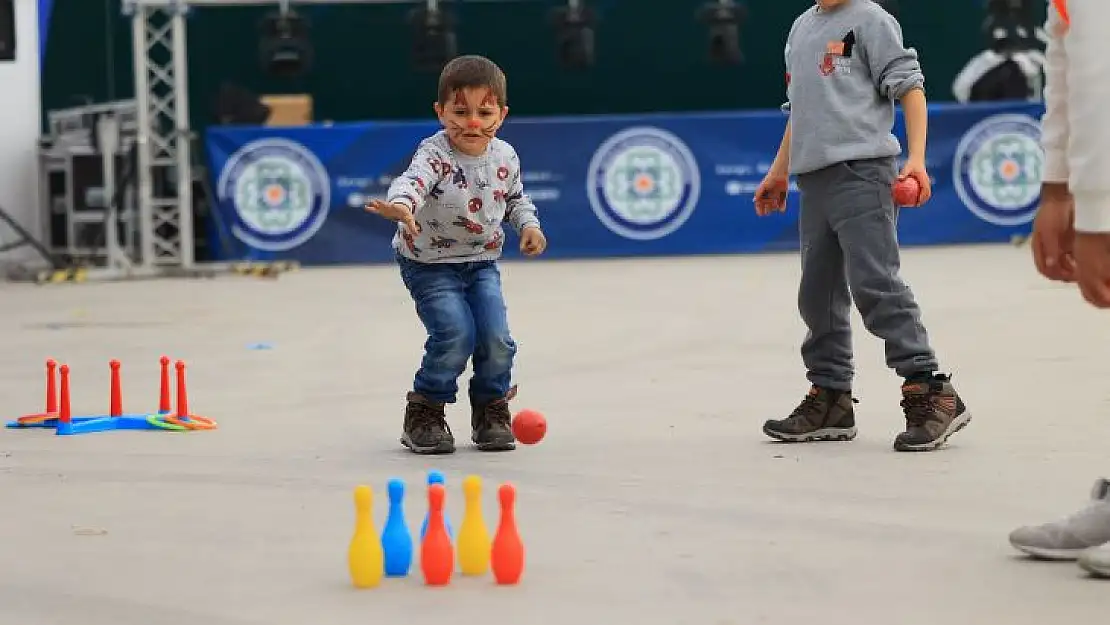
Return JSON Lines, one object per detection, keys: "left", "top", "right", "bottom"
{"left": 146, "top": 414, "right": 189, "bottom": 431}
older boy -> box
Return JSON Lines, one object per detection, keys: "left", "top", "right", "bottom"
{"left": 1009, "top": 0, "right": 1110, "bottom": 579}
{"left": 367, "top": 55, "right": 547, "bottom": 455}
{"left": 753, "top": 0, "right": 969, "bottom": 452}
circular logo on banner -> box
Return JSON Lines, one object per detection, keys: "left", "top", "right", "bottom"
{"left": 216, "top": 138, "right": 331, "bottom": 251}
{"left": 952, "top": 113, "right": 1044, "bottom": 226}
{"left": 586, "top": 127, "right": 700, "bottom": 240}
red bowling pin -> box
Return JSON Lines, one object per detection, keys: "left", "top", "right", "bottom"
{"left": 420, "top": 483, "right": 454, "bottom": 586}
{"left": 490, "top": 482, "right": 524, "bottom": 585}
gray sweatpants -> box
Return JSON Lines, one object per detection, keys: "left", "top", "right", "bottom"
{"left": 795, "top": 156, "right": 938, "bottom": 391}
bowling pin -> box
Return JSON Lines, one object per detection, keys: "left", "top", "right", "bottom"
{"left": 490, "top": 482, "right": 524, "bottom": 585}
{"left": 457, "top": 475, "right": 491, "bottom": 576}
{"left": 420, "top": 483, "right": 454, "bottom": 586}
{"left": 420, "top": 470, "right": 454, "bottom": 539}
{"left": 381, "top": 478, "right": 413, "bottom": 577}
{"left": 348, "top": 485, "right": 384, "bottom": 588}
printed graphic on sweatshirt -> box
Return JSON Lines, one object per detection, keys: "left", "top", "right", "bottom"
{"left": 384, "top": 132, "right": 540, "bottom": 262}
{"left": 586, "top": 126, "right": 700, "bottom": 241}
{"left": 820, "top": 31, "right": 856, "bottom": 77}
{"left": 952, "top": 113, "right": 1044, "bottom": 227}
{"left": 401, "top": 229, "right": 421, "bottom": 257}
{"left": 216, "top": 138, "right": 331, "bottom": 252}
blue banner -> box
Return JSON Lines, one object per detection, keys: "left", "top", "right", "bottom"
{"left": 39, "top": 0, "right": 53, "bottom": 66}
{"left": 203, "top": 101, "right": 1045, "bottom": 265}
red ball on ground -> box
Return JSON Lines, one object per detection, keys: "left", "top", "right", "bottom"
{"left": 893, "top": 177, "right": 921, "bottom": 206}
{"left": 511, "top": 409, "right": 546, "bottom": 445}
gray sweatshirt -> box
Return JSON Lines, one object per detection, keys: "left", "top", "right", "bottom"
{"left": 385, "top": 131, "right": 541, "bottom": 263}
{"left": 784, "top": 0, "right": 924, "bottom": 175}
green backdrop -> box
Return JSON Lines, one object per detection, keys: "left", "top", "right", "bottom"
{"left": 41, "top": 1, "right": 1046, "bottom": 130}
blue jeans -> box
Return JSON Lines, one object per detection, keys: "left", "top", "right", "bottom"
{"left": 398, "top": 256, "right": 517, "bottom": 404}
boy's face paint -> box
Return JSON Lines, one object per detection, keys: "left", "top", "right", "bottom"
{"left": 435, "top": 87, "right": 508, "bottom": 156}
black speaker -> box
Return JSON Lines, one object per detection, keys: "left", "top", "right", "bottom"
{"left": 0, "top": 0, "right": 14, "bottom": 62}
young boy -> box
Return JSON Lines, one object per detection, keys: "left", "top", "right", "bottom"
{"left": 366, "top": 55, "right": 547, "bottom": 455}
{"left": 753, "top": 0, "right": 970, "bottom": 452}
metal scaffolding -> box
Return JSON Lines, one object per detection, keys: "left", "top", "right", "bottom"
{"left": 121, "top": 0, "right": 537, "bottom": 276}
{"left": 124, "top": 0, "right": 192, "bottom": 270}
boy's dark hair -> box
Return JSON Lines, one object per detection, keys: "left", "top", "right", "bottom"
{"left": 437, "top": 55, "right": 508, "bottom": 106}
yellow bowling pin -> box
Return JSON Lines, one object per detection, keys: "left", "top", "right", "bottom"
{"left": 457, "top": 475, "right": 492, "bottom": 575}
{"left": 348, "top": 485, "right": 384, "bottom": 588}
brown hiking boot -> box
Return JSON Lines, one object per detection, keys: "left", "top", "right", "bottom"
{"left": 893, "top": 374, "right": 971, "bottom": 452}
{"left": 400, "top": 392, "right": 455, "bottom": 454}
{"left": 763, "top": 386, "right": 858, "bottom": 442}
{"left": 471, "top": 385, "right": 517, "bottom": 452}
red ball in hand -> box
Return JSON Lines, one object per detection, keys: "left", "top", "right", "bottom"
{"left": 511, "top": 409, "right": 546, "bottom": 445}
{"left": 893, "top": 177, "right": 921, "bottom": 207}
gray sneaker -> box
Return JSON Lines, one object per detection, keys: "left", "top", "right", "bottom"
{"left": 1078, "top": 543, "right": 1110, "bottom": 578}
{"left": 1008, "top": 478, "right": 1110, "bottom": 560}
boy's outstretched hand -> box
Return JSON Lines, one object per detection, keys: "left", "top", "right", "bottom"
{"left": 520, "top": 226, "right": 547, "bottom": 257}
{"left": 365, "top": 199, "right": 419, "bottom": 236}
{"left": 897, "top": 158, "right": 932, "bottom": 206}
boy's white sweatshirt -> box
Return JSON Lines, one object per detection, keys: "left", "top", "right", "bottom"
{"left": 1041, "top": 0, "right": 1110, "bottom": 232}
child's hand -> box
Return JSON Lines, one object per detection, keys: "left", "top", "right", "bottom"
{"left": 897, "top": 158, "right": 932, "bottom": 207}
{"left": 365, "top": 199, "right": 419, "bottom": 236}
{"left": 520, "top": 227, "right": 547, "bottom": 257}
{"left": 754, "top": 173, "right": 789, "bottom": 216}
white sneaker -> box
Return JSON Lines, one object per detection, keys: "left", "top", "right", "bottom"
{"left": 1078, "top": 543, "right": 1110, "bottom": 578}
{"left": 1008, "top": 478, "right": 1110, "bottom": 560}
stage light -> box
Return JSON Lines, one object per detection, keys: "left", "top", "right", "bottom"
{"left": 550, "top": 0, "right": 596, "bottom": 70}
{"left": 952, "top": 0, "right": 1045, "bottom": 102}
{"left": 258, "top": 2, "right": 313, "bottom": 78}
{"left": 983, "top": 0, "right": 1037, "bottom": 53}
{"left": 697, "top": 0, "right": 746, "bottom": 65}
{"left": 408, "top": 0, "right": 457, "bottom": 73}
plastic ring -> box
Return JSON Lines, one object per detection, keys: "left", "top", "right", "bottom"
{"left": 166, "top": 414, "right": 216, "bottom": 430}
{"left": 146, "top": 414, "right": 189, "bottom": 431}
{"left": 16, "top": 413, "right": 56, "bottom": 425}
{"left": 164, "top": 413, "right": 217, "bottom": 430}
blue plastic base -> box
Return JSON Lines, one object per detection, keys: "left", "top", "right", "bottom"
{"left": 9, "top": 411, "right": 206, "bottom": 435}
{"left": 56, "top": 414, "right": 165, "bottom": 435}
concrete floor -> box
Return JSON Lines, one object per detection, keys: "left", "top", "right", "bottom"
{"left": 0, "top": 243, "right": 1107, "bottom": 625}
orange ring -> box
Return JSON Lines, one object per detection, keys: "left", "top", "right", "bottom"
{"left": 164, "top": 415, "right": 215, "bottom": 430}
{"left": 163, "top": 413, "right": 217, "bottom": 430}
{"left": 16, "top": 412, "right": 57, "bottom": 425}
